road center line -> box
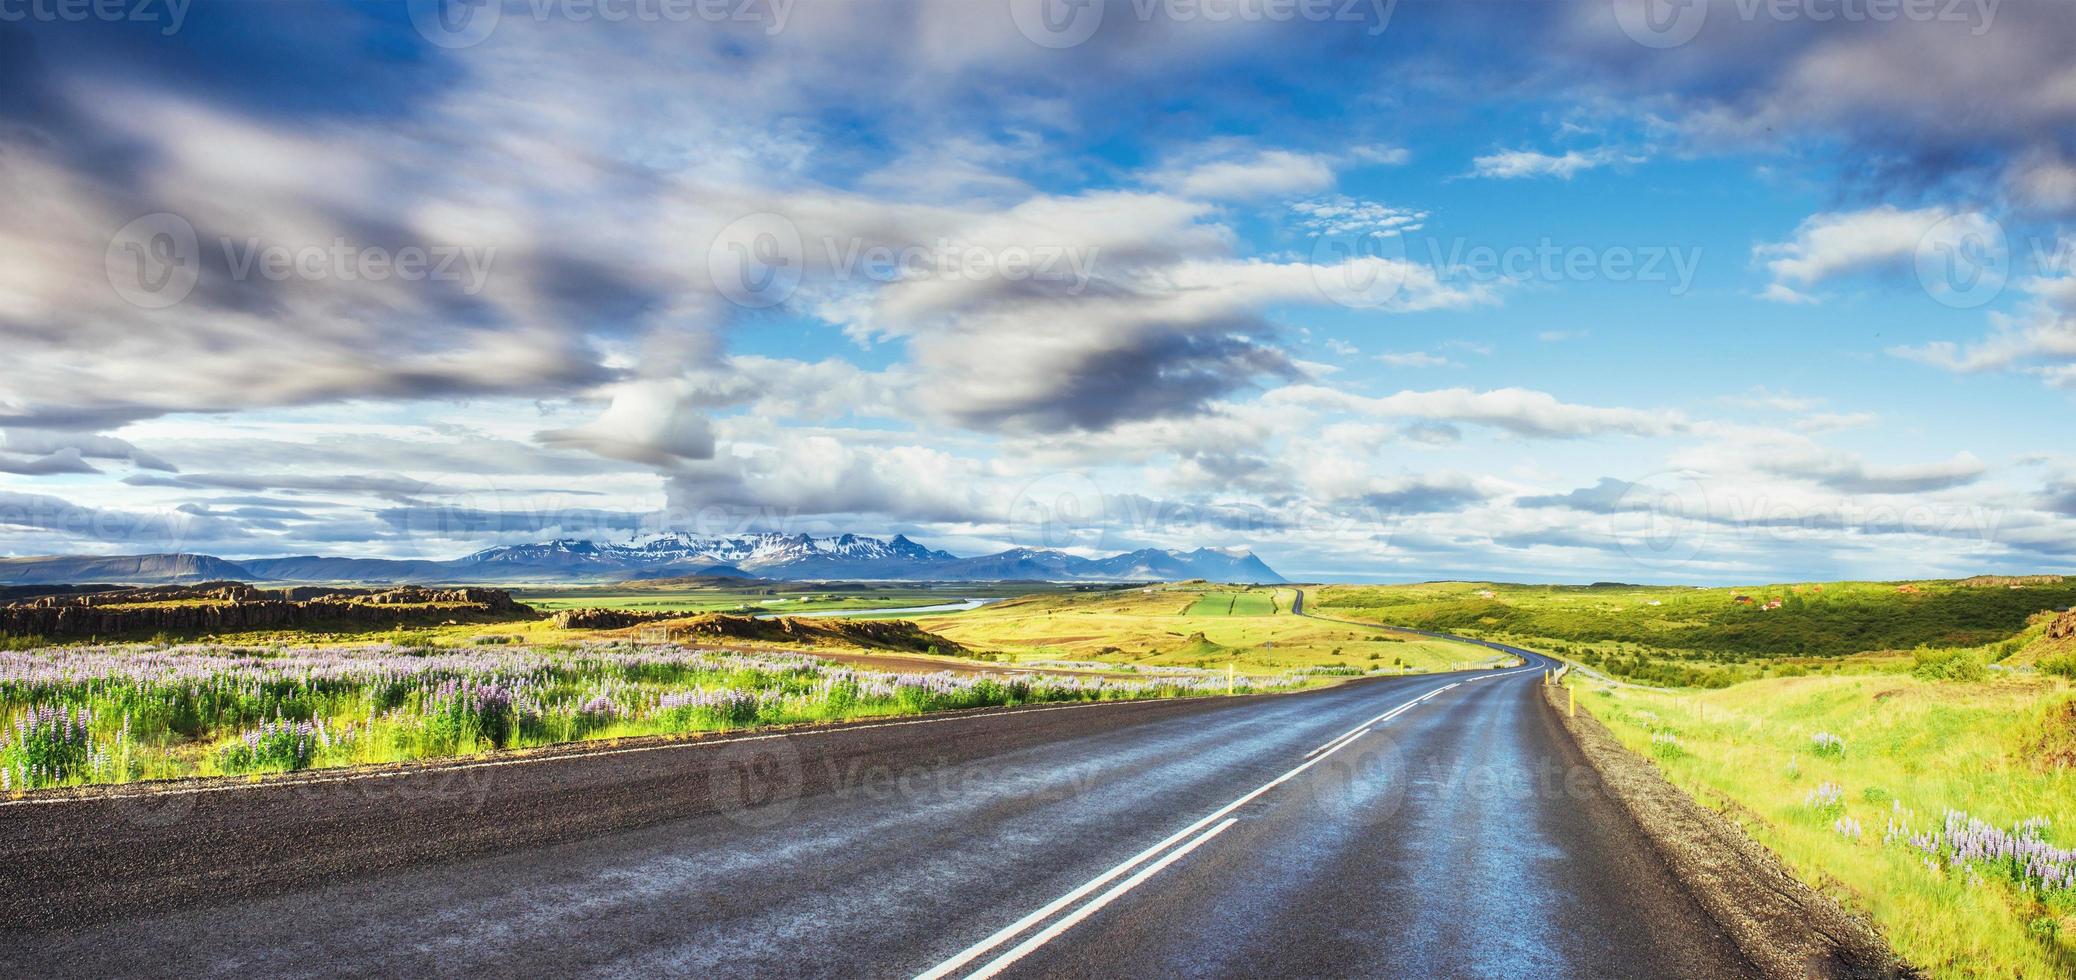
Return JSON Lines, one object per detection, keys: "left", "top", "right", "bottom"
{"left": 965, "top": 818, "right": 1241, "bottom": 980}
{"left": 915, "top": 676, "right": 1486, "bottom": 980}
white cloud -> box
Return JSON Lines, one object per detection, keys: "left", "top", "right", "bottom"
{"left": 1266, "top": 385, "right": 1684, "bottom": 438}
{"left": 1153, "top": 149, "right": 1337, "bottom": 200}
{"left": 1755, "top": 205, "right": 1983, "bottom": 297}
{"left": 1375, "top": 352, "right": 1454, "bottom": 368}
{"left": 1469, "top": 147, "right": 1640, "bottom": 180}
{"left": 1891, "top": 272, "right": 2076, "bottom": 378}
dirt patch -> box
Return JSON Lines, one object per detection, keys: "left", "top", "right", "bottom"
{"left": 2023, "top": 696, "right": 2076, "bottom": 771}
{"left": 598, "top": 613, "right": 965, "bottom": 655}
{"left": 1545, "top": 682, "right": 1916, "bottom": 980}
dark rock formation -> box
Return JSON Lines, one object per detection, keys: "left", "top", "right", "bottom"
{"left": 0, "top": 582, "right": 536, "bottom": 638}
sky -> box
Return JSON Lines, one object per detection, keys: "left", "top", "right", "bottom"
{"left": 1, "top": 0, "right": 2074, "bottom": 584}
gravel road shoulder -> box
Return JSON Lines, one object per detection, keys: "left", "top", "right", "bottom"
{"left": 1543, "top": 680, "right": 1916, "bottom": 980}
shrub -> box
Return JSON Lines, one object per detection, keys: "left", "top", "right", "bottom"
{"left": 1811, "top": 731, "right": 1846, "bottom": 758}
{"left": 1650, "top": 731, "right": 1685, "bottom": 759}
{"left": 1912, "top": 648, "right": 1986, "bottom": 682}
{"left": 2040, "top": 653, "right": 2076, "bottom": 680}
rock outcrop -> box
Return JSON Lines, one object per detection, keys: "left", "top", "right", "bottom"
{"left": 2049, "top": 609, "right": 2076, "bottom": 643}
{"left": 0, "top": 581, "right": 536, "bottom": 638}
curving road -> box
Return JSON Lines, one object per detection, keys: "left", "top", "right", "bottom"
{"left": 3, "top": 646, "right": 1754, "bottom": 978}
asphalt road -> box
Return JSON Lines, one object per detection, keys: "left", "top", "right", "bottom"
{"left": 3, "top": 648, "right": 1755, "bottom": 979}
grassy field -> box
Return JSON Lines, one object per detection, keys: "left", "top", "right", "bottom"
{"left": 0, "top": 640, "right": 1315, "bottom": 791}
{"left": 912, "top": 584, "right": 1503, "bottom": 674}
{"left": 1183, "top": 591, "right": 1277, "bottom": 616}
{"left": 1317, "top": 578, "right": 2076, "bottom": 687}
{"left": 1576, "top": 671, "right": 2076, "bottom": 976}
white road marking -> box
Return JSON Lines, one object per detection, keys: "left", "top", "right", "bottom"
{"left": 965, "top": 818, "right": 1241, "bottom": 979}
{"left": 914, "top": 670, "right": 1550, "bottom": 980}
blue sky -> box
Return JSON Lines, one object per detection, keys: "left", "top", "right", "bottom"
{"left": 1, "top": 0, "right": 2073, "bottom": 584}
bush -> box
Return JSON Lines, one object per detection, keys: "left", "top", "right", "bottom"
{"left": 2040, "top": 653, "right": 2076, "bottom": 680}
{"left": 1912, "top": 648, "right": 1986, "bottom": 682}
{"left": 1811, "top": 731, "right": 1846, "bottom": 758}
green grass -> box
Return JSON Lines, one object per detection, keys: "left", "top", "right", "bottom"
{"left": 1315, "top": 578, "right": 2076, "bottom": 687}
{"left": 0, "top": 641, "right": 1291, "bottom": 790}
{"left": 1578, "top": 673, "right": 2076, "bottom": 977}
{"left": 1184, "top": 591, "right": 1276, "bottom": 616}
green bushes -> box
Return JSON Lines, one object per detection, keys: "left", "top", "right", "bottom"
{"left": 1912, "top": 648, "right": 1986, "bottom": 682}
{"left": 2041, "top": 653, "right": 2076, "bottom": 680}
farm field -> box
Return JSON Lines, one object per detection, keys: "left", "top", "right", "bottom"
{"left": 1575, "top": 671, "right": 2076, "bottom": 976}
{"left": 912, "top": 584, "right": 1503, "bottom": 674}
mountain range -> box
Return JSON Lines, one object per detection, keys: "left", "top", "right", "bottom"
{"left": 0, "top": 532, "right": 1286, "bottom": 586}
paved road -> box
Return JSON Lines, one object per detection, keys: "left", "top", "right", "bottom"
{"left": 3, "top": 648, "right": 1753, "bottom": 978}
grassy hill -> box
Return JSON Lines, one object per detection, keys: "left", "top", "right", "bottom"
{"left": 1315, "top": 578, "right": 2076, "bottom": 687}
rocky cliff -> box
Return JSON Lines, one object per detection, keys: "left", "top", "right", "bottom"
{"left": 0, "top": 581, "right": 536, "bottom": 638}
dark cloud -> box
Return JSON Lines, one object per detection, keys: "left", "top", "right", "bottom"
{"left": 0, "top": 449, "right": 100, "bottom": 476}
{"left": 1517, "top": 477, "right": 1641, "bottom": 514}
{"left": 124, "top": 473, "right": 445, "bottom": 497}
{"left": 0, "top": 489, "right": 248, "bottom": 546}
{"left": 1357, "top": 476, "right": 1492, "bottom": 514}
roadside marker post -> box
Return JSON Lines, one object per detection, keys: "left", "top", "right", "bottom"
{"left": 1568, "top": 686, "right": 1576, "bottom": 718}
{"left": 1227, "top": 662, "right": 1235, "bottom": 695}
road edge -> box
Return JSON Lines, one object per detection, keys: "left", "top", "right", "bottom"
{"left": 1540, "top": 680, "right": 1918, "bottom": 980}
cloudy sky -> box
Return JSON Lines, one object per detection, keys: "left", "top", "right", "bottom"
{"left": 2, "top": 0, "right": 2074, "bottom": 583}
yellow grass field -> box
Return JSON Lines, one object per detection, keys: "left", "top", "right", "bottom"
{"left": 912, "top": 585, "right": 1500, "bottom": 674}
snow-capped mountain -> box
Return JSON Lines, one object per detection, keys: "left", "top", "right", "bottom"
{"left": 0, "top": 534, "right": 1285, "bottom": 585}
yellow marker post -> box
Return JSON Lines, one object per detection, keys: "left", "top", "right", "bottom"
{"left": 1568, "top": 686, "right": 1576, "bottom": 718}
{"left": 1227, "top": 661, "right": 1235, "bottom": 695}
